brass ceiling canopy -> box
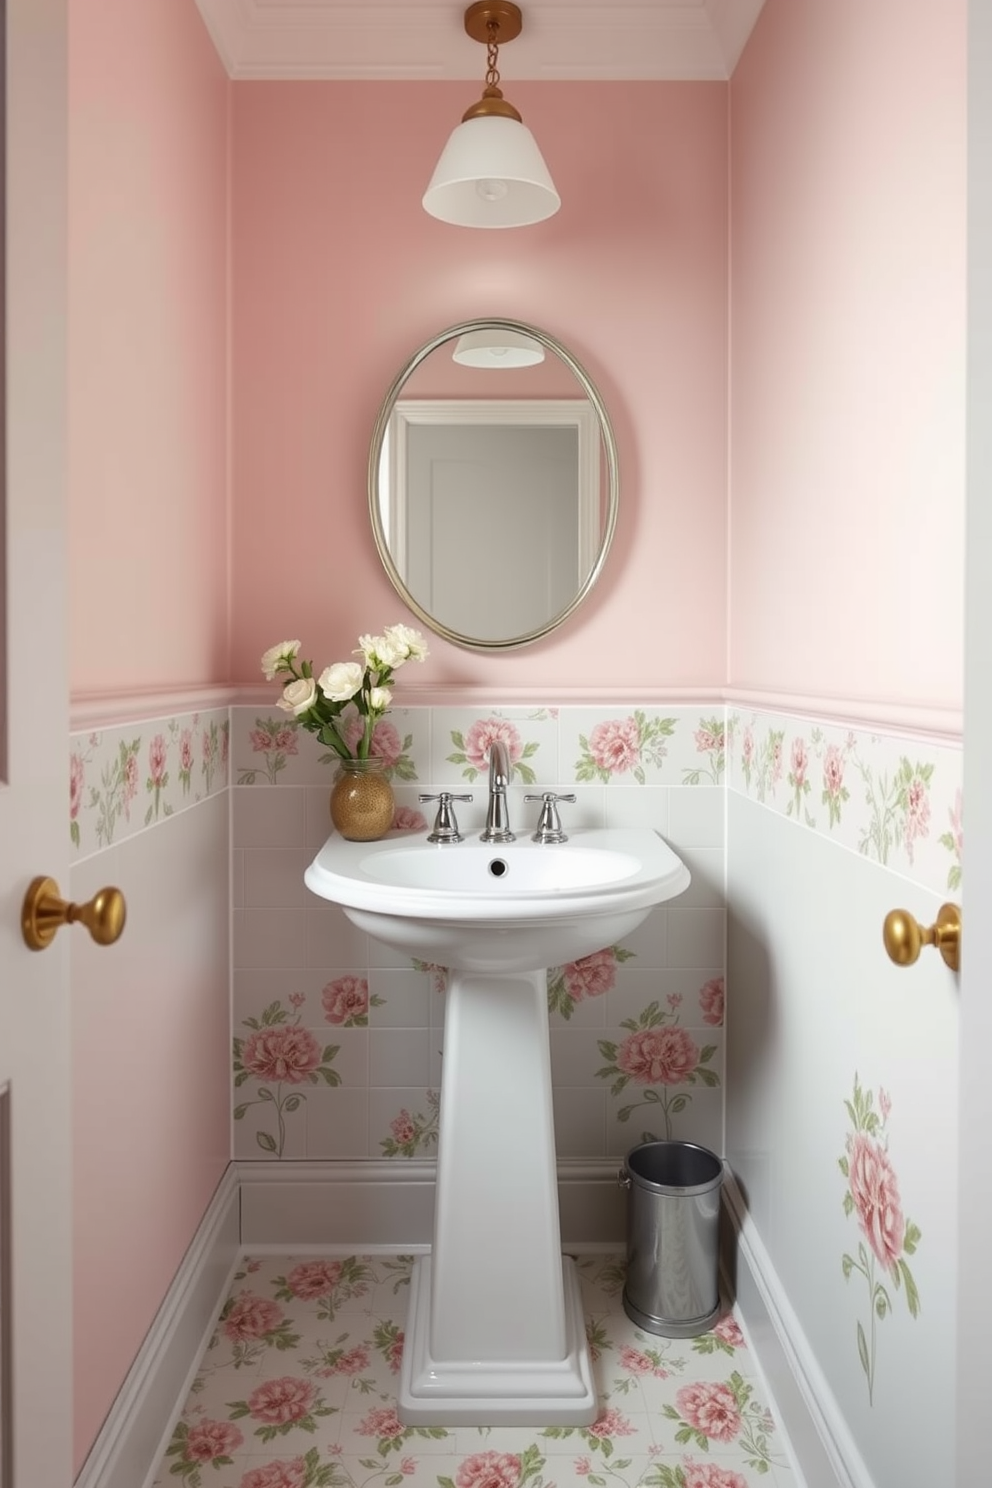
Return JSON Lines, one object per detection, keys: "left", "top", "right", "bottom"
{"left": 461, "top": 2, "right": 525, "bottom": 124}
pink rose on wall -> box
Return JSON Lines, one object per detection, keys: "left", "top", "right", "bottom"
{"left": 823, "top": 744, "right": 844, "bottom": 797}
{"left": 547, "top": 945, "right": 633, "bottom": 1021}
{"left": 902, "top": 772, "right": 931, "bottom": 864}
{"left": 790, "top": 737, "right": 807, "bottom": 787}
{"left": 321, "top": 974, "right": 369, "bottom": 1026}
{"left": 564, "top": 949, "right": 617, "bottom": 1001}
{"left": 179, "top": 727, "right": 194, "bottom": 775}
{"left": 123, "top": 751, "right": 139, "bottom": 815}
{"left": 589, "top": 718, "right": 640, "bottom": 775}
{"left": 840, "top": 1075, "right": 921, "bottom": 1404}
{"left": 240, "top": 719, "right": 299, "bottom": 785}
{"left": 223, "top": 1292, "right": 285, "bottom": 1342}
{"left": 148, "top": 733, "right": 168, "bottom": 785}
{"left": 465, "top": 718, "right": 522, "bottom": 773}
{"left": 240, "top": 1461, "right": 308, "bottom": 1488}
{"left": 847, "top": 1130, "right": 905, "bottom": 1271}
{"left": 242, "top": 1026, "right": 322, "bottom": 1085}
{"left": 684, "top": 713, "right": 726, "bottom": 783}
{"left": 598, "top": 1002, "right": 719, "bottom": 1138}
{"left": 391, "top": 1112, "right": 416, "bottom": 1146}
{"left": 699, "top": 977, "right": 724, "bottom": 1027}
{"left": 285, "top": 1260, "right": 343, "bottom": 1300}
{"left": 821, "top": 742, "right": 851, "bottom": 828}
{"left": 674, "top": 1382, "right": 741, "bottom": 1443}
{"left": 247, "top": 1375, "right": 318, "bottom": 1425}
{"left": 184, "top": 1419, "right": 244, "bottom": 1463}
{"left": 455, "top": 1451, "right": 522, "bottom": 1488}
{"left": 617, "top": 1026, "right": 700, "bottom": 1085}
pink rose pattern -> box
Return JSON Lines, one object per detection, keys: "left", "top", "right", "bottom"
{"left": 840, "top": 1075, "right": 921, "bottom": 1403}
{"left": 159, "top": 1253, "right": 783, "bottom": 1484}
{"left": 732, "top": 711, "right": 956, "bottom": 888}
{"left": 234, "top": 1001, "right": 341, "bottom": 1157}
{"left": 321, "top": 974, "right": 370, "bottom": 1026}
{"left": 546, "top": 944, "right": 634, "bottom": 1021}
{"left": 597, "top": 996, "right": 720, "bottom": 1139}
{"left": 698, "top": 978, "right": 724, "bottom": 1027}
{"left": 69, "top": 711, "right": 227, "bottom": 849}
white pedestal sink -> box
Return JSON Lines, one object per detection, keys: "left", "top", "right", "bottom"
{"left": 305, "top": 827, "right": 689, "bottom": 1426}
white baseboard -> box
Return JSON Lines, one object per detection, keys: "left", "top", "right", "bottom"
{"left": 74, "top": 1164, "right": 241, "bottom": 1488}
{"left": 235, "top": 1158, "right": 628, "bottom": 1248}
{"left": 721, "top": 1170, "right": 875, "bottom": 1488}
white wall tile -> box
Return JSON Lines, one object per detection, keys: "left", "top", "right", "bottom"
{"left": 370, "top": 1028, "right": 431, "bottom": 1087}
{"left": 666, "top": 907, "right": 726, "bottom": 968}
{"left": 668, "top": 784, "right": 726, "bottom": 848}
{"left": 233, "top": 906, "right": 309, "bottom": 968}
{"left": 243, "top": 848, "right": 313, "bottom": 907}
{"left": 233, "top": 784, "right": 306, "bottom": 848}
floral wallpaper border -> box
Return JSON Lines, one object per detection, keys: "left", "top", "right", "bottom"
{"left": 727, "top": 709, "right": 962, "bottom": 897}
{"left": 230, "top": 704, "right": 725, "bottom": 792}
{"left": 69, "top": 707, "right": 230, "bottom": 860}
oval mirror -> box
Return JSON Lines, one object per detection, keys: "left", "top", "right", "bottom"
{"left": 368, "top": 319, "right": 619, "bottom": 652}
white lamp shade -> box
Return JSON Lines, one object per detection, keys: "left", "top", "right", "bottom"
{"left": 423, "top": 114, "right": 560, "bottom": 228}
{"left": 452, "top": 329, "right": 546, "bottom": 367}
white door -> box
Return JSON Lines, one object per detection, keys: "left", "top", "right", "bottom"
{"left": 0, "top": 0, "right": 72, "bottom": 1483}
{"left": 404, "top": 422, "right": 581, "bottom": 640}
{"left": 957, "top": 4, "right": 992, "bottom": 1479}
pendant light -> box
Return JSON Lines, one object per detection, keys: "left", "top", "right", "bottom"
{"left": 423, "top": 2, "right": 560, "bottom": 229}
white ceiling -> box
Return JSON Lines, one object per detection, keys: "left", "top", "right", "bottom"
{"left": 194, "top": 0, "right": 767, "bottom": 82}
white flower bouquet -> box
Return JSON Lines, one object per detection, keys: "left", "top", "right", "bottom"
{"left": 261, "top": 624, "right": 428, "bottom": 762}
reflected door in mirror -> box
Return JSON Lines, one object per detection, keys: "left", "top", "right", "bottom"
{"left": 404, "top": 422, "right": 579, "bottom": 642}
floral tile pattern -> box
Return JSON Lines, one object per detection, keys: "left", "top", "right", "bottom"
{"left": 151, "top": 1254, "right": 796, "bottom": 1488}
{"left": 69, "top": 707, "right": 229, "bottom": 858}
{"left": 727, "top": 708, "right": 962, "bottom": 896}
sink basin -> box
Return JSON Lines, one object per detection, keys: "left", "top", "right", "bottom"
{"left": 304, "top": 826, "right": 689, "bottom": 971}
{"left": 304, "top": 822, "right": 689, "bottom": 1428}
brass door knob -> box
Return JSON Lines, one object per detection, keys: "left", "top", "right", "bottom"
{"left": 883, "top": 903, "right": 960, "bottom": 972}
{"left": 21, "top": 875, "right": 126, "bottom": 951}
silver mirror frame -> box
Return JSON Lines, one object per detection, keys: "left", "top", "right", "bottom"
{"left": 367, "top": 318, "right": 619, "bottom": 653}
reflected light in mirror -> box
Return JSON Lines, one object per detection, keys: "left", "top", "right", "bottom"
{"left": 452, "top": 328, "right": 545, "bottom": 367}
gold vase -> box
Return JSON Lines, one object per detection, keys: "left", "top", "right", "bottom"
{"left": 329, "top": 757, "right": 395, "bottom": 841}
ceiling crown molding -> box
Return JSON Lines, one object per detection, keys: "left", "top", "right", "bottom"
{"left": 194, "top": 0, "right": 766, "bottom": 82}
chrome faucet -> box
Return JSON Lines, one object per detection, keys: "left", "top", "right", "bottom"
{"left": 480, "top": 739, "right": 515, "bottom": 843}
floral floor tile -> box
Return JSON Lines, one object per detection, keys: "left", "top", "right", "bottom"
{"left": 150, "top": 1255, "right": 796, "bottom": 1488}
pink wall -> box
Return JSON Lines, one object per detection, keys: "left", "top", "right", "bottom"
{"left": 728, "top": 0, "right": 966, "bottom": 713}
{"left": 69, "top": 0, "right": 230, "bottom": 696}
{"left": 67, "top": 1, "right": 231, "bottom": 1471}
{"left": 230, "top": 82, "right": 729, "bottom": 691}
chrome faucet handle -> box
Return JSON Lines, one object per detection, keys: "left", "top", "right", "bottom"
{"left": 419, "top": 792, "right": 473, "bottom": 844}
{"left": 524, "top": 792, "right": 577, "bottom": 844}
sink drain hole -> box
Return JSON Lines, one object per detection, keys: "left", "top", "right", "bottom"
{"left": 488, "top": 858, "right": 509, "bottom": 878}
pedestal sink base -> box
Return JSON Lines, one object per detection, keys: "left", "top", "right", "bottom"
{"left": 398, "top": 1254, "right": 597, "bottom": 1426}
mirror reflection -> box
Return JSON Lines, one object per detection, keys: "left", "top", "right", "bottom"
{"left": 368, "top": 320, "right": 619, "bottom": 652}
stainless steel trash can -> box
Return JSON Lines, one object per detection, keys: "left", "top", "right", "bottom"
{"left": 619, "top": 1140, "right": 723, "bottom": 1338}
